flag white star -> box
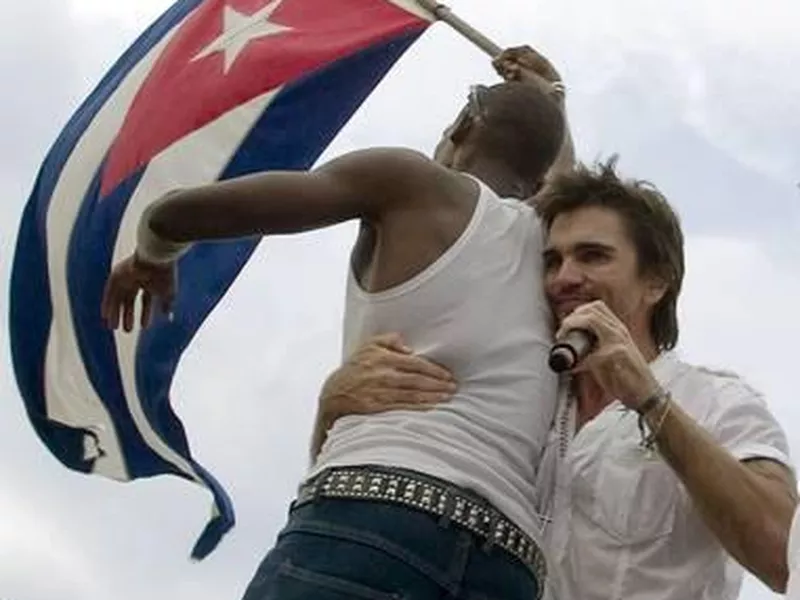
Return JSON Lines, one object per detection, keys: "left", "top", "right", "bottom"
{"left": 193, "top": 0, "right": 293, "bottom": 73}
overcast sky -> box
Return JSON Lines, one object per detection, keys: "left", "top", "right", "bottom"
{"left": 1, "top": 1, "right": 799, "bottom": 599}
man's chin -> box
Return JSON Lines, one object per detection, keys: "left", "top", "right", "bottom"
{"left": 554, "top": 304, "right": 581, "bottom": 320}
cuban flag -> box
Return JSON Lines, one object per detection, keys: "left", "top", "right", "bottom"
{"left": 9, "top": 0, "right": 433, "bottom": 559}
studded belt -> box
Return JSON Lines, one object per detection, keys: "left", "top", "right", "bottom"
{"left": 294, "top": 465, "right": 547, "bottom": 594}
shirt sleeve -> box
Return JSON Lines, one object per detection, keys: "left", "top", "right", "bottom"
{"left": 705, "top": 377, "right": 793, "bottom": 471}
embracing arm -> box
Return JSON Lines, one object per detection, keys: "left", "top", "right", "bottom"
{"left": 310, "top": 400, "right": 335, "bottom": 463}
{"left": 102, "top": 148, "right": 444, "bottom": 331}
{"left": 308, "top": 334, "right": 456, "bottom": 464}
{"left": 645, "top": 395, "right": 797, "bottom": 592}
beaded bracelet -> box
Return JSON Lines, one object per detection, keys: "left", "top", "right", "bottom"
{"left": 636, "top": 389, "right": 665, "bottom": 416}
{"left": 637, "top": 391, "right": 672, "bottom": 452}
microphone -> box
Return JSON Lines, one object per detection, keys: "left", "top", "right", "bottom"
{"left": 548, "top": 328, "right": 597, "bottom": 373}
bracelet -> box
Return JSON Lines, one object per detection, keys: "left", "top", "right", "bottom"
{"left": 136, "top": 202, "right": 191, "bottom": 265}
{"left": 636, "top": 388, "right": 666, "bottom": 416}
{"left": 638, "top": 392, "right": 672, "bottom": 452}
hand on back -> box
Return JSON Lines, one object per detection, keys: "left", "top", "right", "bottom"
{"left": 319, "top": 333, "right": 457, "bottom": 424}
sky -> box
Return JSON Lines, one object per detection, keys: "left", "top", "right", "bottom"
{"left": 1, "top": 0, "right": 799, "bottom": 599}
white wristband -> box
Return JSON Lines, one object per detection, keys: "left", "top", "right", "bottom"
{"left": 135, "top": 202, "right": 191, "bottom": 265}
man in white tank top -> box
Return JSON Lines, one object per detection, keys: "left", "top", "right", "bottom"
{"left": 102, "top": 75, "right": 569, "bottom": 600}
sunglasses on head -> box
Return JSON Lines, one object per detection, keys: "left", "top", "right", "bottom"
{"left": 468, "top": 84, "right": 489, "bottom": 119}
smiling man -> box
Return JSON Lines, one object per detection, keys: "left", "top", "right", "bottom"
{"left": 319, "top": 159, "right": 797, "bottom": 599}
{"left": 533, "top": 160, "right": 796, "bottom": 598}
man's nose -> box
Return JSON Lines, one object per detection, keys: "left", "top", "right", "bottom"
{"left": 550, "top": 257, "right": 585, "bottom": 287}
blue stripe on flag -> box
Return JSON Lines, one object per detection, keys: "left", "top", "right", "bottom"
{"left": 9, "top": 0, "right": 204, "bottom": 471}
{"left": 69, "top": 166, "right": 191, "bottom": 477}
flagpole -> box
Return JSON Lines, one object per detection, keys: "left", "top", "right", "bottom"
{"left": 416, "top": 0, "right": 502, "bottom": 58}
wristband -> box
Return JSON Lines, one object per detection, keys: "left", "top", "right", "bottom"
{"left": 136, "top": 202, "right": 191, "bottom": 265}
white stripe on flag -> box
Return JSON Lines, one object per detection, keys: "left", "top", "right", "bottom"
{"left": 44, "top": 31, "right": 178, "bottom": 481}
{"left": 385, "top": 0, "right": 437, "bottom": 21}
{"left": 111, "top": 88, "right": 281, "bottom": 486}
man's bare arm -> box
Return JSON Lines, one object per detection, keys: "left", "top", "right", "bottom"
{"left": 560, "top": 301, "right": 796, "bottom": 592}
{"left": 546, "top": 112, "right": 576, "bottom": 179}
{"left": 144, "top": 148, "right": 438, "bottom": 245}
{"left": 310, "top": 403, "right": 335, "bottom": 462}
{"left": 648, "top": 400, "right": 797, "bottom": 592}
{"left": 308, "top": 334, "right": 455, "bottom": 463}
{"left": 493, "top": 45, "right": 576, "bottom": 179}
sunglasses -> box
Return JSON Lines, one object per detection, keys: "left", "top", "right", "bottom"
{"left": 468, "top": 84, "right": 489, "bottom": 120}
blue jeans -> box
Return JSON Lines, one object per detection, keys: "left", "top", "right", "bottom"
{"left": 241, "top": 496, "right": 542, "bottom": 600}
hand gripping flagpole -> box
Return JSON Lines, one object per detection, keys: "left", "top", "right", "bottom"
{"left": 416, "top": 0, "right": 502, "bottom": 57}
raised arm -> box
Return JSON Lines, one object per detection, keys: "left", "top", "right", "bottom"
{"left": 493, "top": 45, "right": 576, "bottom": 179}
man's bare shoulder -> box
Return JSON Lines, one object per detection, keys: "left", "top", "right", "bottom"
{"left": 318, "top": 146, "right": 470, "bottom": 211}
{"left": 318, "top": 147, "right": 441, "bottom": 179}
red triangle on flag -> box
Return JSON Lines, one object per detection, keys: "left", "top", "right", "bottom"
{"left": 100, "top": 0, "right": 427, "bottom": 197}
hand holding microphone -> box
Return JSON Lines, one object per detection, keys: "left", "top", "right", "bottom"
{"left": 547, "top": 301, "right": 662, "bottom": 411}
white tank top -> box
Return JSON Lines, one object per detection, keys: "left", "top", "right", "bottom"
{"left": 311, "top": 177, "right": 558, "bottom": 541}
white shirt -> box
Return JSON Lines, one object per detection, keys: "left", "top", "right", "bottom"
{"left": 538, "top": 352, "right": 791, "bottom": 600}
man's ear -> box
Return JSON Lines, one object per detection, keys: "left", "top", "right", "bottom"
{"left": 644, "top": 275, "right": 669, "bottom": 307}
